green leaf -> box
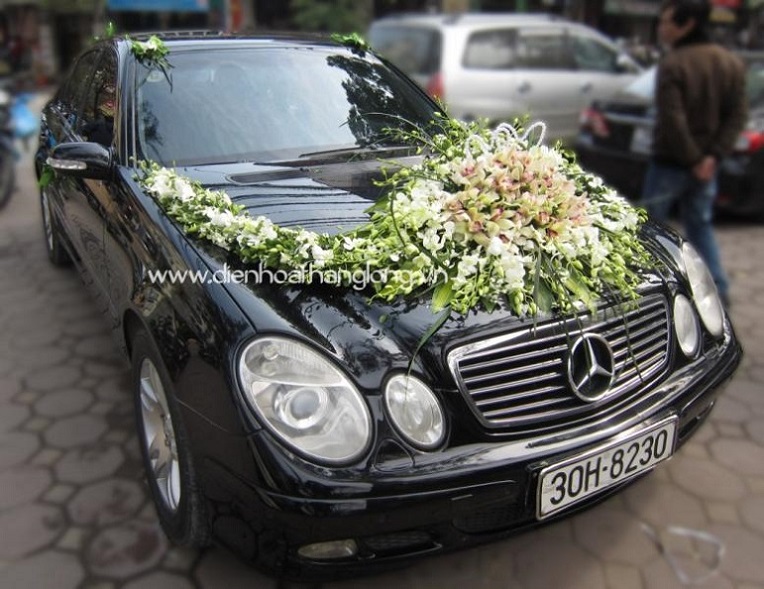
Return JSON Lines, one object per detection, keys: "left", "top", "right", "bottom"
{"left": 407, "top": 307, "right": 452, "bottom": 375}
{"left": 535, "top": 280, "right": 555, "bottom": 313}
{"left": 431, "top": 280, "right": 454, "bottom": 312}
{"left": 38, "top": 165, "right": 54, "bottom": 189}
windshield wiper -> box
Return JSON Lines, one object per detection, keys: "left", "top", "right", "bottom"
{"left": 298, "top": 144, "right": 411, "bottom": 159}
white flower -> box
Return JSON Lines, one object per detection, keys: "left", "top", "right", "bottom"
{"left": 457, "top": 255, "right": 479, "bottom": 280}
{"left": 148, "top": 169, "right": 174, "bottom": 198}
{"left": 421, "top": 228, "right": 445, "bottom": 252}
{"left": 311, "top": 245, "right": 333, "bottom": 267}
{"left": 205, "top": 208, "right": 235, "bottom": 228}
{"left": 487, "top": 236, "right": 505, "bottom": 256}
{"left": 260, "top": 222, "right": 277, "bottom": 241}
{"left": 342, "top": 237, "right": 363, "bottom": 251}
{"left": 443, "top": 221, "right": 455, "bottom": 239}
{"left": 176, "top": 179, "right": 196, "bottom": 202}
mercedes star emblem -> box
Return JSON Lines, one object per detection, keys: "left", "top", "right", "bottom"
{"left": 567, "top": 333, "right": 616, "bottom": 402}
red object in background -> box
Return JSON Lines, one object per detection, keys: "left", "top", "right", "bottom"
{"left": 712, "top": 0, "right": 742, "bottom": 8}
{"left": 228, "top": 0, "right": 242, "bottom": 31}
{"left": 426, "top": 72, "right": 444, "bottom": 101}
{"left": 580, "top": 107, "right": 610, "bottom": 138}
{"left": 737, "top": 129, "right": 764, "bottom": 154}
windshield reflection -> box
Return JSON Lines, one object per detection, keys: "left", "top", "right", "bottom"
{"left": 135, "top": 46, "right": 439, "bottom": 166}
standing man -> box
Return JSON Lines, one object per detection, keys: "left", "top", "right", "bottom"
{"left": 643, "top": 0, "right": 747, "bottom": 308}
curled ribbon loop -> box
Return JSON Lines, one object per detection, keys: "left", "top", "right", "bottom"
{"left": 463, "top": 121, "right": 548, "bottom": 159}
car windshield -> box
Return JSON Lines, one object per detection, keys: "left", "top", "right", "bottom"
{"left": 134, "top": 45, "right": 440, "bottom": 166}
{"left": 622, "top": 56, "right": 764, "bottom": 108}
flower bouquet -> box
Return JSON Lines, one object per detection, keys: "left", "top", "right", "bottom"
{"left": 139, "top": 116, "right": 651, "bottom": 318}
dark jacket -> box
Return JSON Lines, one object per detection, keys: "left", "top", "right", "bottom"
{"left": 653, "top": 35, "right": 747, "bottom": 168}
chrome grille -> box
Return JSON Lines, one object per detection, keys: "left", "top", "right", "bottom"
{"left": 448, "top": 295, "right": 671, "bottom": 432}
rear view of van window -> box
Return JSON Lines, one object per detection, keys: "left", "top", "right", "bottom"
{"left": 369, "top": 27, "right": 441, "bottom": 77}
{"left": 463, "top": 29, "right": 517, "bottom": 69}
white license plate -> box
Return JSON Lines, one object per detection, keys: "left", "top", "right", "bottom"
{"left": 537, "top": 418, "right": 677, "bottom": 519}
{"left": 630, "top": 126, "right": 653, "bottom": 154}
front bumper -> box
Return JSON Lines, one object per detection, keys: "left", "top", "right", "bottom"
{"left": 202, "top": 320, "right": 742, "bottom": 580}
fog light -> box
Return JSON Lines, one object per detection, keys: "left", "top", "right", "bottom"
{"left": 297, "top": 539, "right": 358, "bottom": 560}
{"left": 674, "top": 294, "right": 700, "bottom": 357}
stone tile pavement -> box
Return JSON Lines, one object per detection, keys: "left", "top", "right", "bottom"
{"left": 1, "top": 93, "right": 763, "bottom": 589}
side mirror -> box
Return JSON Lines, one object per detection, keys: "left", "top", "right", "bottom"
{"left": 47, "top": 142, "right": 113, "bottom": 180}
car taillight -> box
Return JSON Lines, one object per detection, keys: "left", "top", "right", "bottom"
{"left": 580, "top": 107, "right": 609, "bottom": 138}
{"left": 734, "top": 129, "right": 764, "bottom": 154}
{"left": 426, "top": 72, "right": 444, "bottom": 102}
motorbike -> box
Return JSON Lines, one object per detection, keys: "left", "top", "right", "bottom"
{"left": 0, "top": 82, "right": 14, "bottom": 209}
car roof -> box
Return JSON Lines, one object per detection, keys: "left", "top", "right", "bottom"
{"left": 370, "top": 12, "right": 566, "bottom": 28}
{"left": 116, "top": 30, "right": 343, "bottom": 51}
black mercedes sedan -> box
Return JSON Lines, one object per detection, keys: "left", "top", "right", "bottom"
{"left": 576, "top": 52, "right": 764, "bottom": 217}
{"left": 36, "top": 32, "right": 741, "bottom": 581}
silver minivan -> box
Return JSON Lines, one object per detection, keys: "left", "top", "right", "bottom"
{"left": 368, "top": 13, "right": 642, "bottom": 143}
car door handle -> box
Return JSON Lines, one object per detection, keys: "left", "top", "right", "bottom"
{"left": 580, "top": 82, "right": 593, "bottom": 93}
{"left": 517, "top": 81, "right": 531, "bottom": 94}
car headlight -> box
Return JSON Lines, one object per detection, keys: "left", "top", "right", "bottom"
{"left": 384, "top": 374, "right": 445, "bottom": 450}
{"left": 673, "top": 294, "right": 700, "bottom": 357}
{"left": 238, "top": 337, "right": 372, "bottom": 465}
{"left": 682, "top": 243, "right": 724, "bottom": 337}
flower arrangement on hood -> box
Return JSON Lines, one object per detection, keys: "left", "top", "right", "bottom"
{"left": 139, "top": 115, "right": 652, "bottom": 317}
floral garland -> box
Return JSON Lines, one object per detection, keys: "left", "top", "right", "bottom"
{"left": 138, "top": 116, "right": 652, "bottom": 317}
{"left": 129, "top": 35, "right": 171, "bottom": 68}
{"left": 129, "top": 35, "right": 173, "bottom": 87}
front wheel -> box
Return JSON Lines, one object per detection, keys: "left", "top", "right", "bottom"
{"left": 132, "top": 329, "right": 211, "bottom": 547}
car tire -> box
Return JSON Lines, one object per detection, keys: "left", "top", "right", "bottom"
{"left": 0, "top": 152, "right": 14, "bottom": 210}
{"left": 131, "top": 329, "right": 211, "bottom": 548}
{"left": 40, "top": 189, "right": 71, "bottom": 266}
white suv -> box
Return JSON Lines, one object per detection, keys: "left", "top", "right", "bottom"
{"left": 368, "top": 13, "right": 642, "bottom": 143}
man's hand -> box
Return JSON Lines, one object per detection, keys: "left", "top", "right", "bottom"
{"left": 692, "top": 155, "right": 717, "bottom": 182}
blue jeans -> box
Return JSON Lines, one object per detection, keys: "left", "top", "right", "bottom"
{"left": 642, "top": 161, "right": 729, "bottom": 298}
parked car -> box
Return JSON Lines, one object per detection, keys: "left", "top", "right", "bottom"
{"left": 576, "top": 52, "right": 764, "bottom": 216}
{"left": 36, "top": 32, "right": 741, "bottom": 581}
{"left": 368, "top": 12, "right": 642, "bottom": 143}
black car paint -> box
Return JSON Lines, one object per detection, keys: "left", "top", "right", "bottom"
{"left": 36, "top": 35, "right": 742, "bottom": 580}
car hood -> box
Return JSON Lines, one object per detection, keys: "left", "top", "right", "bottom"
{"left": 178, "top": 156, "right": 420, "bottom": 234}
{"left": 176, "top": 160, "right": 673, "bottom": 394}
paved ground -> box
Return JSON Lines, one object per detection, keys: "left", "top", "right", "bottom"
{"left": 1, "top": 94, "right": 764, "bottom": 589}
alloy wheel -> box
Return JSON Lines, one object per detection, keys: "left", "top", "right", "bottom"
{"left": 139, "top": 358, "right": 182, "bottom": 513}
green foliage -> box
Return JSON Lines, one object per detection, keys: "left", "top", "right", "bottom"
{"left": 291, "top": 0, "right": 369, "bottom": 33}
{"left": 38, "top": 164, "right": 55, "bottom": 189}
{"left": 330, "top": 32, "right": 371, "bottom": 56}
